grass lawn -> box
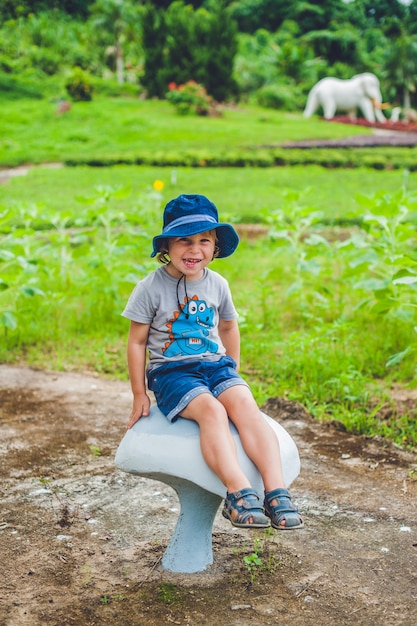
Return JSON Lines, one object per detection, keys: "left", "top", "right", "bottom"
{"left": 1, "top": 94, "right": 417, "bottom": 448}
{"left": 2, "top": 163, "right": 416, "bottom": 224}
{"left": 0, "top": 97, "right": 371, "bottom": 167}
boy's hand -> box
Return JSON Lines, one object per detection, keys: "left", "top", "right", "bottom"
{"left": 126, "top": 394, "right": 151, "bottom": 429}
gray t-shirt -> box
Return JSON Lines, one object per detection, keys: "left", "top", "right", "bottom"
{"left": 122, "top": 266, "right": 238, "bottom": 370}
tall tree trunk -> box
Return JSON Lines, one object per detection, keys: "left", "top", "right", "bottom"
{"left": 404, "top": 87, "right": 411, "bottom": 109}
{"left": 116, "top": 39, "right": 124, "bottom": 84}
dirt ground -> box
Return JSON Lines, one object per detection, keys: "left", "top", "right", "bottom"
{"left": 1, "top": 364, "right": 416, "bottom": 626}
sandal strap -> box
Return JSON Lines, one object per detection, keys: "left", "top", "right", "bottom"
{"left": 224, "top": 488, "right": 268, "bottom": 526}
{"left": 227, "top": 488, "right": 263, "bottom": 510}
{"left": 264, "top": 488, "right": 297, "bottom": 513}
{"left": 264, "top": 488, "right": 303, "bottom": 529}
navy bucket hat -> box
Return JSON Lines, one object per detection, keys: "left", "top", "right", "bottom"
{"left": 151, "top": 194, "right": 239, "bottom": 258}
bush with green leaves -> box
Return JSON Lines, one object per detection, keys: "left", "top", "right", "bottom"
{"left": 256, "top": 83, "right": 301, "bottom": 110}
{"left": 142, "top": 0, "right": 238, "bottom": 101}
{"left": 241, "top": 186, "right": 417, "bottom": 437}
{"left": 65, "top": 67, "right": 94, "bottom": 101}
{"left": 166, "top": 80, "right": 213, "bottom": 115}
{"left": 0, "top": 11, "right": 94, "bottom": 79}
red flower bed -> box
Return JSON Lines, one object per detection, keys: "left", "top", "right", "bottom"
{"left": 329, "top": 115, "right": 417, "bottom": 133}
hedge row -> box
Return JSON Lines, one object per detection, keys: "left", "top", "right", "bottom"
{"left": 64, "top": 147, "right": 417, "bottom": 170}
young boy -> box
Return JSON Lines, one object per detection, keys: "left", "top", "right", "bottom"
{"left": 122, "top": 194, "right": 303, "bottom": 530}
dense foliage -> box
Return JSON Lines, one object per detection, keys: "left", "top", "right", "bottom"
{"left": 141, "top": 0, "right": 238, "bottom": 100}
{"left": 1, "top": 0, "right": 417, "bottom": 108}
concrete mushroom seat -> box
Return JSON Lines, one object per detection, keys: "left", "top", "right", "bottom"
{"left": 115, "top": 405, "right": 300, "bottom": 573}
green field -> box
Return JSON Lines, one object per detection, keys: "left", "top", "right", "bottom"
{"left": 2, "top": 163, "right": 416, "bottom": 223}
{"left": 1, "top": 97, "right": 371, "bottom": 167}
{"left": 1, "top": 97, "right": 416, "bottom": 448}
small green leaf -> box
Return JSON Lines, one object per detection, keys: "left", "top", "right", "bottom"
{"left": 363, "top": 214, "right": 388, "bottom": 229}
{"left": 286, "top": 281, "right": 302, "bottom": 296}
{"left": 386, "top": 346, "right": 412, "bottom": 368}
{"left": 304, "top": 233, "right": 330, "bottom": 247}
{"left": 0, "top": 250, "right": 15, "bottom": 261}
{"left": 393, "top": 276, "right": 417, "bottom": 285}
{"left": 348, "top": 251, "right": 378, "bottom": 268}
{"left": 354, "top": 278, "right": 390, "bottom": 291}
{"left": 370, "top": 299, "right": 393, "bottom": 315}
{"left": 1, "top": 311, "right": 17, "bottom": 329}
{"left": 75, "top": 195, "right": 97, "bottom": 204}
{"left": 300, "top": 258, "right": 321, "bottom": 275}
{"left": 21, "top": 286, "right": 45, "bottom": 297}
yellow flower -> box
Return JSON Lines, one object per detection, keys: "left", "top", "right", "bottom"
{"left": 153, "top": 179, "right": 164, "bottom": 191}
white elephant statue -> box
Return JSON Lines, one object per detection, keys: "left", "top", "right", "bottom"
{"left": 390, "top": 106, "right": 417, "bottom": 124}
{"left": 303, "top": 72, "right": 387, "bottom": 123}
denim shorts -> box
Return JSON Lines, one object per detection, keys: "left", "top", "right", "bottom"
{"left": 147, "top": 356, "right": 249, "bottom": 422}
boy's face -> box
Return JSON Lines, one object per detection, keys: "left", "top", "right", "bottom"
{"left": 165, "top": 230, "right": 216, "bottom": 280}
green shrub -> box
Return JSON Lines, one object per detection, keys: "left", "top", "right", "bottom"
{"left": 0, "top": 74, "right": 44, "bottom": 99}
{"left": 65, "top": 67, "right": 94, "bottom": 102}
{"left": 142, "top": 0, "right": 238, "bottom": 101}
{"left": 92, "top": 77, "right": 141, "bottom": 98}
{"left": 255, "top": 83, "right": 298, "bottom": 111}
{"left": 28, "top": 45, "right": 61, "bottom": 75}
{"left": 166, "top": 80, "right": 212, "bottom": 115}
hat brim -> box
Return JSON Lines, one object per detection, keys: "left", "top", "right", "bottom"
{"left": 151, "top": 222, "right": 239, "bottom": 258}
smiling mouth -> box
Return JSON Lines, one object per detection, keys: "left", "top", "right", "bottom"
{"left": 183, "top": 258, "right": 201, "bottom": 266}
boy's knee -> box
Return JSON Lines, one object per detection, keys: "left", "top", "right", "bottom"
{"left": 183, "top": 393, "right": 226, "bottom": 421}
{"left": 207, "top": 400, "right": 229, "bottom": 422}
{"left": 228, "top": 392, "right": 258, "bottom": 414}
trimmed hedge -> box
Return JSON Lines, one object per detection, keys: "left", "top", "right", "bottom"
{"left": 64, "top": 146, "right": 417, "bottom": 170}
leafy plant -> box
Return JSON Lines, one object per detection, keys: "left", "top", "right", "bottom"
{"left": 166, "top": 80, "right": 213, "bottom": 116}
{"left": 242, "top": 530, "right": 283, "bottom": 586}
{"left": 89, "top": 444, "right": 102, "bottom": 457}
{"left": 256, "top": 83, "right": 301, "bottom": 111}
{"left": 0, "top": 211, "right": 46, "bottom": 336}
{"left": 340, "top": 187, "right": 417, "bottom": 369}
{"left": 142, "top": 0, "right": 238, "bottom": 101}
{"left": 65, "top": 66, "right": 94, "bottom": 101}
{"left": 243, "top": 550, "right": 263, "bottom": 585}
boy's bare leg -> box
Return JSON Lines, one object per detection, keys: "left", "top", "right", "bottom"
{"left": 181, "top": 388, "right": 300, "bottom": 529}
{"left": 219, "top": 386, "right": 304, "bottom": 529}
{"left": 180, "top": 392, "right": 251, "bottom": 494}
{"left": 218, "top": 385, "right": 286, "bottom": 492}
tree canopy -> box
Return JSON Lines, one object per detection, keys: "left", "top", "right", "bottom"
{"left": 1, "top": 0, "right": 417, "bottom": 108}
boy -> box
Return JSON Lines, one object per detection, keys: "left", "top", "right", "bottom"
{"left": 122, "top": 194, "right": 303, "bottom": 529}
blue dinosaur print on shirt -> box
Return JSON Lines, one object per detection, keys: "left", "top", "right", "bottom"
{"left": 163, "top": 295, "right": 218, "bottom": 357}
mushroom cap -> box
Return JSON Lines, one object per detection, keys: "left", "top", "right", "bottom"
{"left": 115, "top": 405, "right": 300, "bottom": 496}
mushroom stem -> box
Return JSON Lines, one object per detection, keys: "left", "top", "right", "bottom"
{"left": 161, "top": 478, "right": 222, "bottom": 572}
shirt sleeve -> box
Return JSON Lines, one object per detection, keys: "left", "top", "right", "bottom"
{"left": 121, "top": 279, "right": 156, "bottom": 324}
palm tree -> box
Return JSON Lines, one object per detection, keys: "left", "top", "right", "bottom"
{"left": 89, "top": 0, "right": 141, "bottom": 84}
{"left": 382, "top": 18, "right": 417, "bottom": 108}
